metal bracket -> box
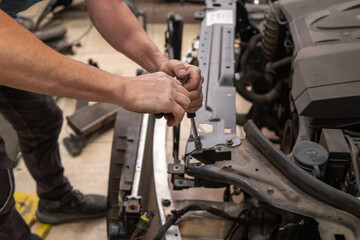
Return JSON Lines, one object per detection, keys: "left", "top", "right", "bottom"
{"left": 185, "top": 0, "right": 239, "bottom": 156}
{"left": 184, "top": 121, "right": 360, "bottom": 240}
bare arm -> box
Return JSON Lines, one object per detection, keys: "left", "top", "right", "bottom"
{"left": 0, "top": 9, "right": 124, "bottom": 103}
{"left": 0, "top": 9, "right": 190, "bottom": 126}
{"left": 86, "top": 0, "right": 167, "bottom": 73}
{"left": 86, "top": 0, "right": 203, "bottom": 112}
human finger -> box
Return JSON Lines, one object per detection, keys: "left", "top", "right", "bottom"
{"left": 182, "top": 65, "right": 201, "bottom": 91}
{"left": 161, "top": 60, "right": 189, "bottom": 79}
{"left": 187, "top": 92, "right": 203, "bottom": 113}
{"left": 173, "top": 82, "right": 191, "bottom": 99}
{"left": 167, "top": 103, "right": 185, "bottom": 126}
{"left": 173, "top": 91, "right": 191, "bottom": 112}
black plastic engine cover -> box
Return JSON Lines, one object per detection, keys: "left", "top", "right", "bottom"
{"left": 279, "top": 0, "right": 360, "bottom": 119}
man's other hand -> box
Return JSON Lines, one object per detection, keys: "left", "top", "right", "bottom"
{"left": 123, "top": 72, "right": 191, "bottom": 127}
{"left": 160, "top": 60, "right": 203, "bottom": 113}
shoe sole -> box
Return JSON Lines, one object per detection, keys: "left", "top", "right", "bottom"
{"left": 36, "top": 209, "right": 106, "bottom": 225}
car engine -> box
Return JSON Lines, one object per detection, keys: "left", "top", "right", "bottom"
{"left": 106, "top": 0, "right": 360, "bottom": 239}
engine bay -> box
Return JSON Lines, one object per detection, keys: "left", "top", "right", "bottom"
{"left": 107, "top": 0, "right": 360, "bottom": 239}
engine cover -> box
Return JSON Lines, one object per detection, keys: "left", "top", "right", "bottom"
{"left": 280, "top": 0, "right": 360, "bottom": 119}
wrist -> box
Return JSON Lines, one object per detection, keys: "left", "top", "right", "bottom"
{"left": 151, "top": 53, "right": 168, "bottom": 73}
{"left": 109, "top": 75, "right": 129, "bottom": 107}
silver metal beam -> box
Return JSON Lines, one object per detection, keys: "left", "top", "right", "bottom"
{"left": 130, "top": 114, "right": 149, "bottom": 197}
{"left": 153, "top": 118, "right": 182, "bottom": 240}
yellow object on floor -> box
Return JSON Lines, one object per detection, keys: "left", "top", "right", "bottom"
{"left": 14, "top": 192, "right": 52, "bottom": 239}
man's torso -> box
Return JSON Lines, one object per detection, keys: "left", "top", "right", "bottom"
{"left": 0, "top": 0, "right": 43, "bottom": 17}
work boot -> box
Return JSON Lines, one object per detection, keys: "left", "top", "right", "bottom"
{"left": 28, "top": 234, "right": 42, "bottom": 240}
{"left": 36, "top": 190, "right": 107, "bottom": 224}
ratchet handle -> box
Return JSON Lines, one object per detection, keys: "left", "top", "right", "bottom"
{"left": 155, "top": 112, "right": 165, "bottom": 119}
{"left": 187, "top": 112, "right": 196, "bottom": 118}
{"left": 155, "top": 112, "right": 195, "bottom": 119}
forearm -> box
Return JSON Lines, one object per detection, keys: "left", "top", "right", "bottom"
{"left": 0, "top": 9, "right": 193, "bottom": 126}
{"left": 86, "top": 0, "right": 168, "bottom": 73}
{"left": 0, "top": 10, "right": 125, "bottom": 105}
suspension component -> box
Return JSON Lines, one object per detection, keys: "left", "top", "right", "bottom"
{"left": 262, "top": 7, "right": 280, "bottom": 61}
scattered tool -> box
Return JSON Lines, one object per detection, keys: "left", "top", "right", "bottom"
{"left": 14, "top": 192, "right": 52, "bottom": 239}
{"left": 155, "top": 76, "right": 202, "bottom": 149}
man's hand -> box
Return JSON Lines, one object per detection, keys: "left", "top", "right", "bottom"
{"left": 86, "top": 1, "right": 203, "bottom": 124}
{"left": 160, "top": 60, "right": 203, "bottom": 113}
{"left": 122, "top": 72, "right": 191, "bottom": 127}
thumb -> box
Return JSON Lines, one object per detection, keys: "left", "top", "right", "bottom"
{"left": 161, "top": 60, "right": 189, "bottom": 78}
{"left": 176, "top": 67, "right": 189, "bottom": 79}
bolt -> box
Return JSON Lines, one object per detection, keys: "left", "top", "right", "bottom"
{"left": 172, "top": 165, "right": 181, "bottom": 171}
{"left": 267, "top": 188, "right": 274, "bottom": 194}
{"left": 226, "top": 138, "right": 234, "bottom": 146}
{"left": 223, "top": 165, "right": 232, "bottom": 170}
{"left": 162, "top": 199, "right": 171, "bottom": 207}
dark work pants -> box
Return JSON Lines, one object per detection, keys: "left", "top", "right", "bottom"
{"left": 0, "top": 86, "right": 72, "bottom": 240}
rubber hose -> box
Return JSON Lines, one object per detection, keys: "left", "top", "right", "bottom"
{"left": 235, "top": 79, "right": 283, "bottom": 104}
{"left": 240, "top": 34, "right": 262, "bottom": 77}
{"left": 244, "top": 120, "right": 360, "bottom": 220}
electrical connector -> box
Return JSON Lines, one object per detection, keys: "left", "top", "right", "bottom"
{"left": 136, "top": 211, "right": 154, "bottom": 233}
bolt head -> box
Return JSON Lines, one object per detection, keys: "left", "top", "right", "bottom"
{"left": 226, "top": 138, "right": 234, "bottom": 145}
{"left": 162, "top": 199, "right": 171, "bottom": 207}
{"left": 195, "top": 141, "right": 203, "bottom": 149}
{"left": 267, "top": 188, "right": 274, "bottom": 194}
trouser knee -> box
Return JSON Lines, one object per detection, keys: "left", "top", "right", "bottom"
{"left": 38, "top": 100, "right": 63, "bottom": 138}
{"left": 18, "top": 98, "right": 63, "bottom": 150}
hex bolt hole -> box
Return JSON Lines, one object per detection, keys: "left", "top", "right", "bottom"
{"left": 173, "top": 165, "right": 181, "bottom": 171}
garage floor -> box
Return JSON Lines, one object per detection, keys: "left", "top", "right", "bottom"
{"left": 13, "top": 1, "right": 253, "bottom": 239}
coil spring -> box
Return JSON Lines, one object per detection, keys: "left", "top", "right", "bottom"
{"left": 262, "top": 9, "right": 280, "bottom": 61}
